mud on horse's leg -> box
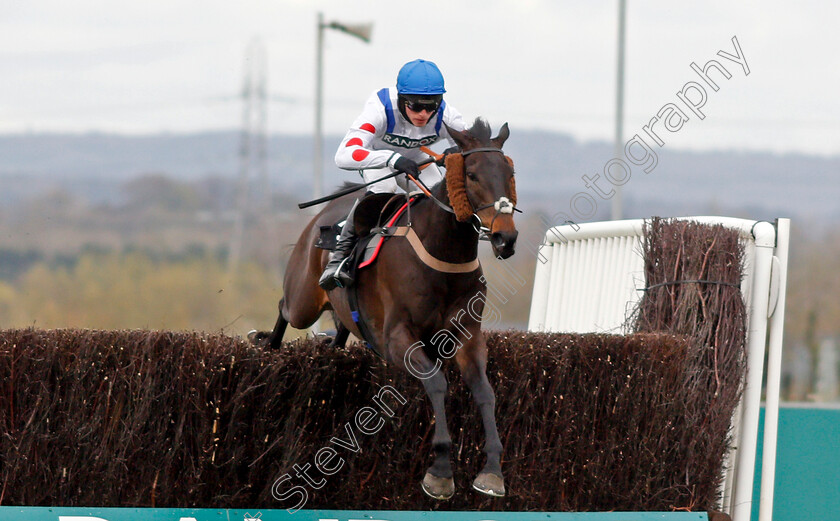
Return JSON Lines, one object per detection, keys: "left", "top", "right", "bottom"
{"left": 456, "top": 341, "right": 506, "bottom": 497}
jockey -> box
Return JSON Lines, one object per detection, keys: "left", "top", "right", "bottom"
{"left": 319, "top": 59, "right": 467, "bottom": 290}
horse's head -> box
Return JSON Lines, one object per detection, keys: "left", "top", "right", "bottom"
{"left": 444, "top": 118, "right": 518, "bottom": 259}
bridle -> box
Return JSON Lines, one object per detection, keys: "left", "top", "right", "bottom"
{"left": 457, "top": 147, "right": 520, "bottom": 236}
{"left": 408, "top": 145, "right": 520, "bottom": 237}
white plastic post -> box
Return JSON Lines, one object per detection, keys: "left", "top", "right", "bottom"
{"left": 731, "top": 221, "right": 776, "bottom": 521}
{"left": 758, "top": 218, "right": 790, "bottom": 521}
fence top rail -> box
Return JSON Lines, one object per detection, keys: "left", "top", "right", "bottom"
{"left": 544, "top": 216, "right": 777, "bottom": 247}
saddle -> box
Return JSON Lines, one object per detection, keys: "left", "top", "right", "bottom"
{"left": 316, "top": 193, "right": 419, "bottom": 271}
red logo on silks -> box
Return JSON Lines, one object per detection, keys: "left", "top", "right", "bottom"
{"left": 359, "top": 123, "right": 376, "bottom": 133}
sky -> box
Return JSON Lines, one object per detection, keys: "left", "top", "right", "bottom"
{"left": 1, "top": 0, "right": 838, "bottom": 156}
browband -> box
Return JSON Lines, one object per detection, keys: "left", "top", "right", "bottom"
{"left": 460, "top": 147, "right": 505, "bottom": 157}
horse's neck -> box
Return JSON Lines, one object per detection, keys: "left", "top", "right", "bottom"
{"left": 411, "top": 182, "right": 479, "bottom": 263}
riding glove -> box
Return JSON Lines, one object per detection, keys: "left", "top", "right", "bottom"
{"left": 394, "top": 156, "right": 421, "bottom": 177}
{"left": 436, "top": 146, "right": 461, "bottom": 166}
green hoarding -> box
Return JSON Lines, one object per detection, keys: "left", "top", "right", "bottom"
{"left": 752, "top": 405, "right": 840, "bottom": 521}
{"left": 0, "top": 508, "right": 709, "bottom": 521}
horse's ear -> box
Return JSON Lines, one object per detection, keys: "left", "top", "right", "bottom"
{"left": 492, "top": 122, "right": 510, "bottom": 149}
{"left": 444, "top": 123, "right": 473, "bottom": 149}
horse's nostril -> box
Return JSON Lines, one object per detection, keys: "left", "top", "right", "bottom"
{"left": 491, "top": 231, "right": 519, "bottom": 249}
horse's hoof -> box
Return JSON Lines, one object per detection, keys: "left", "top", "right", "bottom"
{"left": 472, "top": 472, "right": 505, "bottom": 497}
{"left": 313, "top": 331, "right": 334, "bottom": 346}
{"left": 421, "top": 472, "right": 454, "bottom": 500}
{"left": 247, "top": 330, "right": 268, "bottom": 347}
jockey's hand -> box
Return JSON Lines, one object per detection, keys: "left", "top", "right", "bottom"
{"left": 394, "top": 156, "right": 421, "bottom": 177}
{"left": 436, "top": 146, "right": 460, "bottom": 166}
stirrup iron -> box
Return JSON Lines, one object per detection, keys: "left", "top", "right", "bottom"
{"left": 332, "top": 256, "right": 352, "bottom": 288}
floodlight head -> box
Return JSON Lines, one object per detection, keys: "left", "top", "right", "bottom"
{"left": 327, "top": 21, "right": 373, "bottom": 43}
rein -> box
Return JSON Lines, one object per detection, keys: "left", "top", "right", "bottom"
{"left": 418, "top": 146, "right": 520, "bottom": 236}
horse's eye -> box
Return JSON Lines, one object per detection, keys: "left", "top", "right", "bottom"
{"left": 466, "top": 171, "right": 478, "bottom": 181}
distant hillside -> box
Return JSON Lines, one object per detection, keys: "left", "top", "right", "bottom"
{"left": 1, "top": 130, "right": 838, "bottom": 224}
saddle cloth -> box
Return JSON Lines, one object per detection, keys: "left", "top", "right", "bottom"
{"left": 357, "top": 200, "right": 412, "bottom": 269}
{"left": 316, "top": 195, "right": 418, "bottom": 270}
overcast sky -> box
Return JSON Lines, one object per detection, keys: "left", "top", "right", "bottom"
{"left": 2, "top": 1, "right": 838, "bottom": 156}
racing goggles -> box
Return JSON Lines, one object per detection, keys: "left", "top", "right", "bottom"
{"left": 404, "top": 97, "right": 441, "bottom": 114}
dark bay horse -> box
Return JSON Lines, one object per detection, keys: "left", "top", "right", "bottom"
{"left": 251, "top": 118, "right": 518, "bottom": 500}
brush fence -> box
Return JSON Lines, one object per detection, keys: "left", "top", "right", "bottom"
{"left": 528, "top": 216, "right": 790, "bottom": 521}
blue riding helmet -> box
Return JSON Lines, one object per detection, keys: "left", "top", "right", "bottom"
{"left": 396, "top": 59, "right": 446, "bottom": 95}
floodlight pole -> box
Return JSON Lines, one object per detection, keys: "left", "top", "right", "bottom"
{"left": 612, "top": 0, "right": 626, "bottom": 221}
{"left": 313, "top": 13, "right": 372, "bottom": 203}
{"left": 314, "top": 12, "right": 325, "bottom": 203}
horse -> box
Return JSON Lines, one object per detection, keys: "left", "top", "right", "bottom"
{"left": 250, "top": 118, "right": 518, "bottom": 500}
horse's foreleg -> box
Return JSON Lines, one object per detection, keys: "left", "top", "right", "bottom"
{"left": 394, "top": 326, "right": 454, "bottom": 500}
{"left": 422, "top": 370, "right": 452, "bottom": 476}
{"left": 456, "top": 341, "right": 506, "bottom": 497}
{"left": 419, "top": 368, "right": 455, "bottom": 500}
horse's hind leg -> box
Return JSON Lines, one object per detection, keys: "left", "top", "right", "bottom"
{"left": 266, "top": 298, "right": 289, "bottom": 349}
{"left": 248, "top": 298, "right": 289, "bottom": 349}
{"left": 328, "top": 323, "right": 350, "bottom": 349}
{"left": 456, "top": 339, "right": 505, "bottom": 497}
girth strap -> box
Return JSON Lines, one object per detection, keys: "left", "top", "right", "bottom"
{"left": 347, "top": 235, "right": 382, "bottom": 357}
{"left": 378, "top": 226, "right": 480, "bottom": 273}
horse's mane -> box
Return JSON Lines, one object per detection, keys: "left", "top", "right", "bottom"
{"left": 464, "top": 117, "right": 493, "bottom": 145}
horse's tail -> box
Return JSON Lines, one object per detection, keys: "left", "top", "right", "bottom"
{"left": 334, "top": 181, "right": 365, "bottom": 195}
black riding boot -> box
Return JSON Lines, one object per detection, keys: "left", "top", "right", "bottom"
{"left": 319, "top": 199, "right": 360, "bottom": 290}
